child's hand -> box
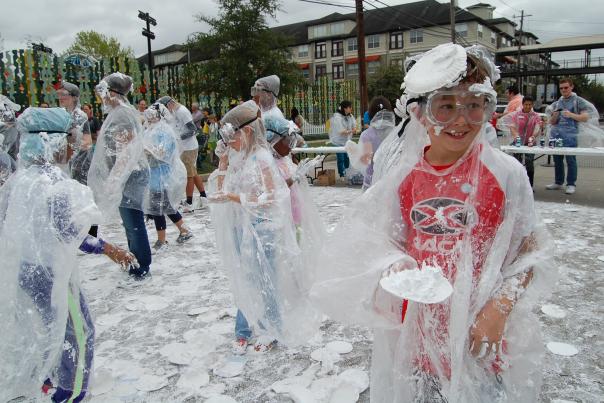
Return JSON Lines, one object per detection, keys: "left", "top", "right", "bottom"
{"left": 469, "top": 299, "right": 510, "bottom": 357}
{"left": 381, "top": 256, "right": 418, "bottom": 279}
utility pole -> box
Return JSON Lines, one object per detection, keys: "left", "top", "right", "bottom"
{"left": 355, "top": 0, "right": 368, "bottom": 118}
{"left": 450, "top": 0, "right": 456, "bottom": 43}
{"left": 513, "top": 10, "right": 532, "bottom": 93}
{"left": 138, "top": 10, "right": 157, "bottom": 99}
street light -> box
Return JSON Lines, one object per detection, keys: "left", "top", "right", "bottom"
{"left": 138, "top": 10, "right": 157, "bottom": 98}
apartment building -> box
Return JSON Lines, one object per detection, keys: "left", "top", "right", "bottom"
{"left": 273, "top": 0, "right": 520, "bottom": 82}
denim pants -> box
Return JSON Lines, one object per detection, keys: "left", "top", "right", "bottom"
{"left": 19, "top": 264, "right": 94, "bottom": 403}
{"left": 119, "top": 207, "right": 152, "bottom": 276}
{"left": 553, "top": 154, "right": 577, "bottom": 186}
{"left": 336, "top": 152, "right": 350, "bottom": 177}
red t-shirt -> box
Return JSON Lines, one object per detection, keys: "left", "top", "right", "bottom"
{"left": 397, "top": 145, "right": 506, "bottom": 376}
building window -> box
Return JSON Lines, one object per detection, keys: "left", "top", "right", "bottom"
{"left": 348, "top": 37, "right": 358, "bottom": 51}
{"left": 455, "top": 23, "right": 468, "bottom": 38}
{"left": 311, "top": 25, "right": 328, "bottom": 38}
{"left": 315, "top": 43, "right": 326, "bottom": 59}
{"left": 347, "top": 63, "right": 358, "bottom": 76}
{"left": 410, "top": 29, "right": 423, "bottom": 44}
{"left": 491, "top": 32, "right": 497, "bottom": 45}
{"left": 332, "top": 63, "right": 344, "bottom": 79}
{"left": 302, "top": 68, "right": 310, "bottom": 79}
{"left": 331, "top": 22, "right": 346, "bottom": 35}
{"left": 332, "top": 40, "right": 344, "bottom": 57}
{"left": 390, "top": 59, "right": 404, "bottom": 70}
{"left": 368, "top": 60, "right": 381, "bottom": 75}
{"left": 298, "top": 45, "right": 309, "bottom": 58}
{"left": 315, "top": 64, "right": 327, "bottom": 79}
{"left": 390, "top": 32, "right": 403, "bottom": 49}
{"left": 477, "top": 24, "right": 483, "bottom": 39}
{"left": 367, "top": 34, "right": 380, "bottom": 49}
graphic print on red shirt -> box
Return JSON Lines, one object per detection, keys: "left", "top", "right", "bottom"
{"left": 397, "top": 145, "right": 506, "bottom": 377}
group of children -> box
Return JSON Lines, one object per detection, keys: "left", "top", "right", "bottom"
{"left": 1, "top": 42, "right": 557, "bottom": 402}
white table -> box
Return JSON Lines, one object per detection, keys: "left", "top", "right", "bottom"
{"left": 291, "top": 147, "right": 347, "bottom": 183}
{"left": 500, "top": 145, "right": 604, "bottom": 157}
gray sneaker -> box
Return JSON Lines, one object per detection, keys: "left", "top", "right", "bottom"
{"left": 151, "top": 240, "right": 169, "bottom": 254}
{"left": 176, "top": 231, "right": 194, "bottom": 244}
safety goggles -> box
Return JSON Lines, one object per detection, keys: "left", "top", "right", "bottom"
{"left": 267, "top": 128, "right": 297, "bottom": 148}
{"left": 250, "top": 86, "right": 276, "bottom": 98}
{"left": 423, "top": 90, "right": 496, "bottom": 126}
{"left": 219, "top": 116, "right": 258, "bottom": 143}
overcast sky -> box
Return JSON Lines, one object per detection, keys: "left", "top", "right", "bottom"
{"left": 1, "top": 0, "right": 603, "bottom": 62}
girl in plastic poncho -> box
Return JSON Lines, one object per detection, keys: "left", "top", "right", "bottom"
{"left": 311, "top": 43, "right": 553, "bottom": 403}
{"left": 263, "top": 115, "right": 325, "bottom": 317}
{"left": 329, "top": 100, "right": 357, "bottom": 177}
{"left": 207, "top": 100, "right": 307, "bottom": 354}
{"left": 143, "top": 103, "right": 193, "bottom": 252}
{"left": 0, "top": 108, "right": 136, "bottom": 403}
{"left": 346, "top": 96, "right": 396, "bottom": 191}
{"left": 88, "top": 72, "right": 152, "bottom": 278}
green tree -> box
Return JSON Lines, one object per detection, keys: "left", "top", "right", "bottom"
{"left": 368, "top": 64, "right": 405, "bottom": 106}
{"left": 188, "top": 0, "right": 303, "bottom": 101}
{"left": 63, "top": 30, "right": 134, "bottom": 60}
{"left": 572, "top": 75, "right": 604, "bottom": 113}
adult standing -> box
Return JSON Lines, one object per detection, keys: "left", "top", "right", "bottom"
{"left": 546, "top": 78, "right": 591, "bottom": 195}
{"left": 157, "top": 96, "right": 207, "bottom": 211}
{"left": 88, "top": 72, "right": 152, "bottom": 278}
{"left": 191, "top": 102, "right": 203, "bottom": 130}
{"left": 502, "top": 85, "right": 523, "bottom": 117}
{"left": 251, "top": 75, "right": 285, "bottom": 120}
{"left": 329, "top": 100, "right": 357, "bottom": 177}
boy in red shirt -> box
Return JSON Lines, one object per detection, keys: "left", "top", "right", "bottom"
{"left": 312, "top": 44, "right": 551, "bottom": 402}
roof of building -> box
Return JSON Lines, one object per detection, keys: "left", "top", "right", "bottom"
{"left": 497, "top": 34, "right": 604, "bottom": 56}
{"left": 273, "top": 0, "right": 516, "bottom": 46}
{"left": 137, "top": 43, "right": 210, "bottom": 65}
{"left": 467, "top": 3, "right": 495, "bottom": 9}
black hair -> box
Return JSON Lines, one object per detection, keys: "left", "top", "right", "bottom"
{"left": 368, "top": 96, "right": 392, "bottom": 119}
{"left": 522, "top": 95, "right": 534, "bottom": 103}
{"left": 202, "top": 107, "right": 211, "bottom": 113}
{"left": 337, "top": 100, "right": 352, "bottom": 115}
{"left": 290, "top": 107, "right": 299, "bottom": 121}
{"left": 507, "top": 85, "right": 519, "bottom": 95}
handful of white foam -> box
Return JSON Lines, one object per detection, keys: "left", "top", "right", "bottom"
{"left": 380, "top": 264, "right": 453, "bottom": 304}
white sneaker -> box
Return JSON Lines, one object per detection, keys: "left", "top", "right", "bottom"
{"left": 151, "top": 240, "right": 169, "bottom": 255}
{"left": 179, "top": 200, "right": 194, "bottom": 213}
{"left": 193, "top": 197, "right": 206, "bottom": 210}
{"left": 546, "top": 183, "right": 562, "bottom": 190}
{"left": 565, "top": 185, "right": 576, "bottom": 194}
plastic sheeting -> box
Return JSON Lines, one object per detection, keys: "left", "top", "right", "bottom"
{"left": 329, "top": 112, "right": 356, "bottom": 146}
{"left": 545, "top": 94, "right": 604, "bottom": 148}
{"left": 88, "top": 75, "right": 149, "bottom": 218}
{"left": 67, "top": 107, "right": 93, "bottom": 185}
{"left": 142, "top": 104, "right": 187, "bottom": 215}
{"left": 311, "top": 45, "right": 554, "bottom": 402}
{"left": 207, "top": 101, "right": 318, "bottom": 346}
{"left": 0, "top": 157, "right": 100, "bottom": 399}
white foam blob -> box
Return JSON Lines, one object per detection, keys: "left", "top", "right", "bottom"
{"left": 551, "top": 400, "right": 578, "bottom": 403}
{"left": 542, "top": 218, "right": 556, "bottom": 224}
{"left": 213, "top": 356, "right": 247, "bottom": 378}
{"left": 89, "top": 369, "right": 115, "bottom": 396}
{"left": 541, "top": 304, "right": 567, "bottom": 319}
{"left": 325, "top": 341, "right": 353, "bottom": 354}
{"left": 329, "top": 384, "right": 359, "bottom": 403}
{"left": 205, "top": 396, "right": 238, "bottom": 403}
{"left": 310, "top": 376, "right": 339, "bottom": 401}
{"left": 564, "top": 207, "right": 579, "bottom": 212}
{"left": 597, "top": 255, "right": 604, "bottom": 262}
{"left": 310, "top": 348, "right": 342, "bottom": 363}
{"left": 326, "top": 203, "right": 344, "bottom": 208}
{"left": 159, "top": 343, "right": 194, "bottom": 365}
{"left": 110, "top": 382, "right": 138, "bottom": 398}
{"left": 546, "top": 342, "right": 579, "bottom": 356}
{"left": 337, "top": 369, "right": 369, "bottom": 394}
{"left": 379, "top": 265, "right": 452, "bottom": 304}
{"left": 199, "top": 383, "right": 226, "bottom": 397}
{"left": 135, "top": 374, "right": 168, "bottom": 391}
{"left": 176, "top": 368, "right": 210, "bottom": 391}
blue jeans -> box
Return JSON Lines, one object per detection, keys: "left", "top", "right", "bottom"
{"left": 119, "top": 207, "right": 151, "bottom": 276}
{"left": 553, "top": 155, "right": 577, "bottom": 186}
{"left": 336, "top": 152, "right": 349, "bottom": 177}
{"left": 235, "top": 309, "right": 252, "bottom": 341}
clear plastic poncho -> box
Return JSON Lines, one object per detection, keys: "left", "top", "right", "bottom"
{"left": 311, "top": 44, "right": 554, "bottom": 403}
{"left": 329, "top": 111, "right": 356, "bottom": 146}
{"left": 0, "top": 94, "right": 21, "bottom": 160}
{"left": 87, "top": 74, "right": 150, "bottom": 218}
{"left": 207, "top": 100, "right": 318, "bottom": 345}
{"left": 142, "top": 104, "right": 187, "bottom": 215}
{"left": 0, "top": 109, "right": 101, "bottom": 399}
{"left": 545, "top": 93, "right": 604, "bottom": 148}
{"left": 67, "top": 107, "right": 93, "bottom": 185}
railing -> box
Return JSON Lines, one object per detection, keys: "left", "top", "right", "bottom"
{"left": 498, "top": 57, "right": 604, "bottom": 73}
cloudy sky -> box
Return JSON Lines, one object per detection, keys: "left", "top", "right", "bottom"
{"left": 1, "top": 0, "right": 603, "bottom": 62}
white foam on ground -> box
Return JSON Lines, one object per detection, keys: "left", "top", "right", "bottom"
{"left": 597, "top": 255, "right": 604, "bottom": 262}
{"left": 379, "top": 265, "right": 453, "bottom": 303}
{"left": 214, "top": 356, "right": 247, "bottom": 378}
{"left": 325, "top": 341, "right": 353, "bottom": 354}
{"left": 541, "top": 304, "right": 567, "bottom": 319}
{"left": 310, "top": 348, "right": 342, "bottom": 363}
{"left": 205, "top": 395, "right": 238, "bottom": 403}
{"left": 135, "top": 374, "right": 168, "bottom": 391}
{"left": 187, "top": 307, "right": 210, "bottom": 316}
{"left": 543, "top": 218, "right": 556, "bottom": 224}
{"left": 546, "top": 342, "right": 579, "bottom": 356}
{"left": 89, "top": 369, "right": 115, "bottom": 396}
{"left": 176, "top": 368, "right": 210, "bottom": 391}
{"left": 159, "top": 342, "right": 195, "bottom": 365}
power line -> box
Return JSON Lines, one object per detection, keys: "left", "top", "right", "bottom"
{"left": 493, "top": 0, "right": 520, "bottom": 14}
{"left": 525, "top": 19, "right": 604, "bottom": 25}
{"left": 298, "top": 0, "right": 356, "bottom": 8}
